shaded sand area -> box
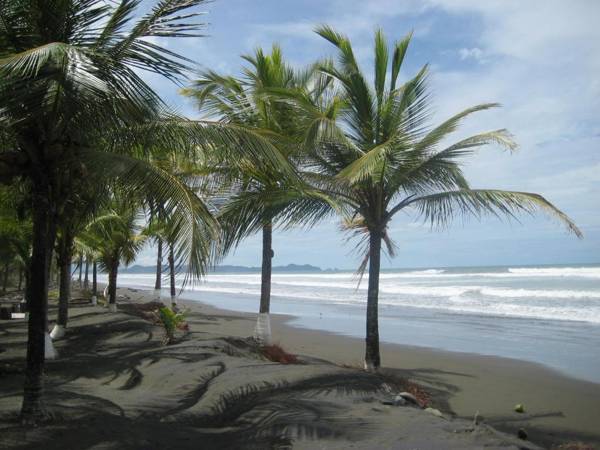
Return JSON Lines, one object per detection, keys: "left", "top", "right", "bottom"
{"left": 0, "top": 288, "right": 597, "bottom": 449}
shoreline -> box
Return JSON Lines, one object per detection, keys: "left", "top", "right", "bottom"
{"left": 166, "top": 290, "right": 600, "bottom": 447}
{"left": 116, "top": 266, "right": 600, "bottom": 385}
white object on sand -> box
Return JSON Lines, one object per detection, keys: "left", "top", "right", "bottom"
{"left": 11, "top": 312, "right": 26, "bottom": 320}
{"left": 91, "top": 295, "right": 97, "bottom": 306}
{"left": 45, "top": 332, "right": 57, "bottom": 360}
{"left": 50, "top": 324, "right": 66, "bottom": 340}
{"left": 171, "top": 295, "right": 177, "bottom": 306}
{"left": 253, "top": 313, "right": 272, "bottom": 345}
{"left": 103, "top": 285, "right": 109, "bottom": 300}
{"left": 108, "top": 303, "right": 117, "bottom": 313}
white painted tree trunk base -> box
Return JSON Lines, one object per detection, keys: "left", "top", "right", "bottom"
{"left": 45, "top": 332, "right": 58, "bottom": 360}
{"left": 171, "top": 296, "right": 177, "bottom": 306}
{"left": 153, "top": 289, "right": 161, "bottom": 300}
{"left": 108, "top": 303, "right": 117, "bottom": 313}
{"left": 253, "top": 313, "right": 272, "bottom": 345}
{"left": 103, "top": 286, "right": 109, "bottom": 301}
{"left": 91, "top": 296, "right": 97, "bottom": 306}
{"left": 50, "top": 324, "right": 65, "bottom": 340}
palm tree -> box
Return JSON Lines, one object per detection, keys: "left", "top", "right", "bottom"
{"left": 294, "top": 27, "right": 582, "bottom": 371}
{"left": 86, "top": 199, "right": 147, "bottom": 311}
{"left": 74, "top": 227, "right": 103, "bottom": 305}
{"left": 143, "top": 214, "right": 182, "bottom": 305}
{"left": 183, "top": 47, "right": 333, "bottom": 343}
{"left": 144, "top": 217, "right": 167, "bottom": 298}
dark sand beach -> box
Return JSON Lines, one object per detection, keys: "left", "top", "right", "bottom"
{"left": 1, "top": 288, "right": 598, "bottom": 449}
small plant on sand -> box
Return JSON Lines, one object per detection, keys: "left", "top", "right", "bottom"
{"left": 155, "top": 306, "right": 189, "bottom": 345}
{"left": 261, "top": 344, "right": 299, "bottom": 364}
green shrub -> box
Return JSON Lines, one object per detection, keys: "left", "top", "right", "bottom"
{"left": 155, "top": 306, "right": 188, "bottom": 344}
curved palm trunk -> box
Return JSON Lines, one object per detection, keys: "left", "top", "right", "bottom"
{"left": 91, "top": 260, "right": 98, "bottom": 305}
{"left": 20, "top": 183, "right": 58, "bottom": 424}
{"left": 154, "top": 238, "right": 162, "bottom": 298}
{"left": 254, "top": 223, "right": 273, "bottom": 344}
{"left": 52, "top": 232, "right": 73, "bottom": 339}
{"left": 364, "top": 230, "right": 382, "bottom": 371}
{"left": 168, "top": 242, "right": 176, "bottom": 305}
{"left": 107, "top": 260, "right": 119, "bottom": 312}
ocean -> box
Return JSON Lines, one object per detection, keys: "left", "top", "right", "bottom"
{"left": 113, "top": 264, "right": 600, "bottom": 383}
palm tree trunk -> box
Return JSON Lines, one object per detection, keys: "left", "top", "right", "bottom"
{"left": 364, "top": 230, "right": 382, "bottom": 372}
{"left": 56, "top": 233, "right": 73, "bottom": 331}
{"left": 107, "top": 260, "right": 118, "bottom": 312}
{"left": 92, "top": 260, "right": 97, "bottom": 302}
{"left": 154, "top": 238, "right": 162, "bottom": 293}
{"left": 55, "top": 256, "right": 60, "bottom": 287}
{"left": 168, "top": 242, "right": 176, "bottom": 305}
{"left": 255, "top": 222, "right": 273, "bottom": 344}
{"left": 259, "top": 223, "right": 273, "bottom": 313}
{"left": 51, "top": 232, "right": 73, "bottom": 341}
{"left": 77, "top": 254, "right": 83, "bottom": 287}
{"left": 83, "top": 257, "right": 89, "bottom": 289}
{"left": 20, "top": 182, "right": 58, "bottom": 424}
{"left": 2, "top": 262, "right": 9, "bottom": 293}
{"left": 18, "top": 267, "right": 23, "bottom": 290}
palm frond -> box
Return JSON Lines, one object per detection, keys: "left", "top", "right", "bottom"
{"left": 402, "top": 189, "right": 582, "bottom": 237}
{"left": 390, "top": 31, "right": 412, "bottom": 91}
{"left": 84, "top": 150, "right": 220, "bottom": 281}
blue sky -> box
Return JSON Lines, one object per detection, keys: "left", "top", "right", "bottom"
{"left": 137, "top": 0, "right": 600, "bottom": 269}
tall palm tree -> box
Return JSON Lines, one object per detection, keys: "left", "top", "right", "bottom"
{"left": 74, "top": 226, "right": 103, "bottom": 305}
{"left": 294, "top": 27, "right": 582, "bottom": 371}
{"left": 143, "top": 214, "right": 183, "bottom": 305}
{"left": 183, "top": 47, "right": 333, "bottom": 343}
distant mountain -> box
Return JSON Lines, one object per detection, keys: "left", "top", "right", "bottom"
{"left": 121, "top": 263, "right": 324, "bottom": 274}
{"left": 215, "top": 263, "right": 322, "bottom": 273}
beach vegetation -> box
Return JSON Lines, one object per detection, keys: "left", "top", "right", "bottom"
{"left": 154, "top": 305, "right": 188, "bottom": 345}
{"left": 0, "top": 0, "right": 289, "bottom": 423}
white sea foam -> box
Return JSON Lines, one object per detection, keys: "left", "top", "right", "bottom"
{"left": 114, "top": 265, "right": 600, "bottom": 324}
{"left": 508, "top": 267, "right": 600, "bottom": 278}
